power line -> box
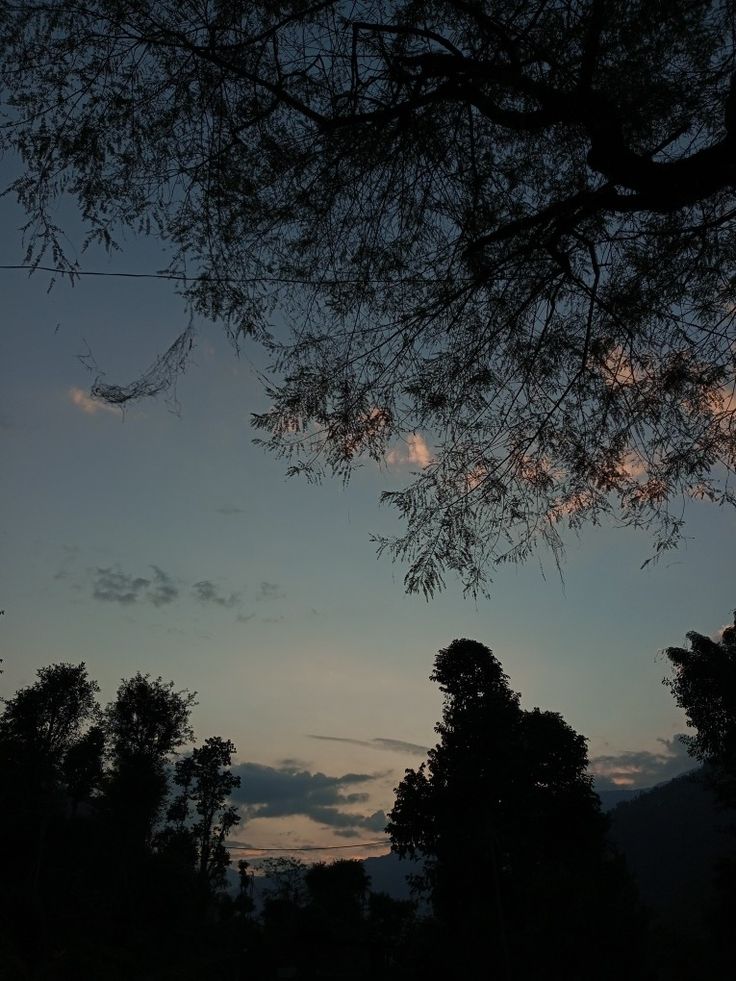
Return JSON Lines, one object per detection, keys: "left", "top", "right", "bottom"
{"left": 0, "top": 262, "right": 445, "bottom": 287}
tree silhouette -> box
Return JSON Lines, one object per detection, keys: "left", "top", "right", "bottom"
{"left": 305, "top": 858, "right": 371, "bottom": 929}
{"left": 4, "top": 3, "right": 736, "bottom": 592}
{"left": 0, "top": 663, "right": 101, "bottom": 877}
{"left": 665, "top": 617, "right": 736, "bottom": 808}
{"left": 0, "top": 663, "right": 103, "bottom": 967}
{"left": 103, "top": 672, "right": 197, "bottom": 852}
{"left": 388, "top": 638, "right": 647, "bottom": 980}
{"left": 167, "top": 735, "right": 241, "bottom": 890}
{"left": 665, "top": 616, "right": 736, "bottom": 975}
{"left": 0, "top": 663, "right": 258, "bottom": 978}
{"left": 100, "top": 671, "right": 198, "bottom": 945}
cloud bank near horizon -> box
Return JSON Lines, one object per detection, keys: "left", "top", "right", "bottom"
{"left": 231, "top": 762, "right": 387, "bottom": 838}
{"left": 590, "top": 735, "right": 694, "bottom": 790}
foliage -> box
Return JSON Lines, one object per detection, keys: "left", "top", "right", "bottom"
{"left": 0, "top": 662, "right": 103, "bottom": 857}
{"left": 663, "top": 613, "right": 736, "bottom": 975}
{"left": 260, "top": 856, "right": 308, "bottom": 909}
{"left": 4, "top": 2, "right": 736, "bottom": 592}
{"left": 387, "top": 638, "right": 646, "bottom": 979}
{"left": 104, "top": 671, "right": 197, "bottom": 764}
{"left": 0, "top": 661, "right": 100, "bottom": 763}
{"left": 665, "top": 616, "right": 736, "bottom": 805}
{"left": 0, "top": 662, "right": 244, "bottom": 978}
{"left": 103, "top": 672, "right": 198, "bottom": 853}
{"left": 167, "top": 735, "right": 241, "bottom": 888}
{"left": 305, "top": 858, "right": 371, "bottom": 928}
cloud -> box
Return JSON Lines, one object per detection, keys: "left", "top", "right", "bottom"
{"left": 309, "top": 734, "right": 430, "bottom": 756}
{"left": 68, "top": 386, "right": 120, "bottom": 416}
{"left": 91, "top": 564, "right": 180, "bottom": 606}
{"left": 92, "top": 566, "right": 151, "bottom": 605}
{"left": 386, "top": 432, "right": 433, "bottom": 469}
{"left": 237, "top": 612, "right": 256, "bottom": 623}
{"left": 192, "top": 580, "right": 240, "bottom": 608}
{"left": 147, "top": 566, "right": 179, "bottom": 607}
{"left": 231, "top": 762, "right": 386, "bottom": 835}
{"left": 590, "top": 735, "right": 694, "bottom": 790}
{"left": 257, "top": 581, "right": 285, "bottom": 601}
{"left": 373, "top": 737, "right": 430, "bottom": 755}
{"left": 215, "top": 506, "right": 246, "bottom": 515}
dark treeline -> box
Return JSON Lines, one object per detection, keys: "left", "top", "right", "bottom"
{"left": 0, "top": 625, "right": 734, "bottom": 980}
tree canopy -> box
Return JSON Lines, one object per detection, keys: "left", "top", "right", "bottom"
{"left": 4, "top": 1, "right": 736, "bottom": 593}
{"left": 665, "top": 616, "right": 736, "bottom": 806}
{"left": 387, "top": 638, "right": 644, "bottom": 979}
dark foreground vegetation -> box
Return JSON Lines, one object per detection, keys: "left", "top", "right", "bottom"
{"left": 1, "top": 622, "right": 734, "bottom": 980}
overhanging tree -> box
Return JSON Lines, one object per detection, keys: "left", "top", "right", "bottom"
{"left": 4, "top": 1, "right": 736, "bottom": 593}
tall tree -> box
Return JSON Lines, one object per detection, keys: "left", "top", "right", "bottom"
{"left": 0, "top": 663, "right": 103, "bottom": 960}
{"left": 0, "top": 663, "right": 102, "bottom": 864}
{"left": 3, "top": 2, "right": 736, "bottom": 593}
{"left": 103, "top": 673, "right": 196, "bottom": 859}
{"left": 387, "top": 639, "right": 645, "bottom": 980}
{"left": 665, "top": 616, "right": 736, "bottom": 807}
{"left": 167, "top": 735, "right": 241, "bottom": 890}
{"left": 664, "top": 613, "right": 736, "bottom": 976}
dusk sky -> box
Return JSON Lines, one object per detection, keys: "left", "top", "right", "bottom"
{"left": 1, "top": 159, "right": 733, "bottom": 862}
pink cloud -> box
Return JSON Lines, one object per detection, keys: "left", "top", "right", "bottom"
{"left": 68, "top": 387, "right": 120, "bottom": 416}
{"left": 386, "top": 433, "right": 433, "bottom": 469}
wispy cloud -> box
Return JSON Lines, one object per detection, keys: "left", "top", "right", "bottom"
{"left": 590, "top": 735, "right": 694, "bottom": 790}
{"left": 148, "top": 566, "right": 179, "bottom": 607}
{"left": 257, "top": 581, "right": 285, "bottom": 601}
{"left": 68, "top": 386, "right": 120, "bottom": 416}
{"left": 309, "top": 734, "right": 430, "bottom": 756}
{"left": 215, "top": 506, "right": 246, "bottom": 516}
{"left": 91, "top": 564, "right": 180, "bottom": 606}
{"left": 92, "top": 567, "right": 152, "bottom": 605}
{"left": 192, "top": 580, "right": 240, "bottom": 608}
{"left": 231, "top": 762, "right": 386, "bottom": 837}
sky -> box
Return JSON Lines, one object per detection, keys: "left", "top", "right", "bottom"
{"left": 2, "top": 163, "right": 735, "bottom": 863}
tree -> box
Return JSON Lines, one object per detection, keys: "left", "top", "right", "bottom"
{"left": 0, "top": 662, "right": 100, "bottom": 762}
{"left": 103, "top": 672, "right": 196, "bottom": 853}
{"left": 665, "top": 616, "right": 736, "bottom": 807}
{"left": 4, "top": 2, "right": 736, "bottom": 593}
{"left": 261, "top": 856, "right": 308, "bottom": 910}
{"left": 387, "top": 639, "right": 646, "bottom": 979}
{"left": 0, "top": 662, "right": 102, "bottom": 842}
{"left": 167, "top": 735, "right": 241, "bottom": 890}
{"left": 664, "top": 613, "right": 736, "bottom": 976}
{"left": 0, "top": 663, "right": 103, "bottom": 954}
{"left": 305, "top": 859, "right": 370, "bottom": 928}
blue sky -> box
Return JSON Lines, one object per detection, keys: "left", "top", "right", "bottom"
{"left": 1, "top": 169, "right": 734, "bottom": 860}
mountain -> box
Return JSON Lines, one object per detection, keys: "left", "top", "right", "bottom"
{"left": 607, "top": 767, "right": 734, "bottom": 914}
{"left": 596, "top": 786, "right": 648, "bottom": 811}
{"left": 363, "top": 851, "right": 418, "bottom": 901}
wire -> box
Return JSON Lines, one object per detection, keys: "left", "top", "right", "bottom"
{"left": 0, "top": 262, "right": 447, "bottom": 287}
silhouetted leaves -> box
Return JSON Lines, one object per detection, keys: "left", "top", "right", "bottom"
{"left": 388, "top": 638, "right": 647, "bottom": 980}
{"left": 5, "top": 3, "right": 736, "bottom": 592}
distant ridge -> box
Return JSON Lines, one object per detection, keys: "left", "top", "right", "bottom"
{"left": 607, "top": 767, "right": 734, "bottom": 913}
{"left": 596, "top": 786, "right": 648, "bottom": 811}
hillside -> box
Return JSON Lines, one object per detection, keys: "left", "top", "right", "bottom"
{"left": 608, "top": 767, "right": 734, "bottom": 915}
